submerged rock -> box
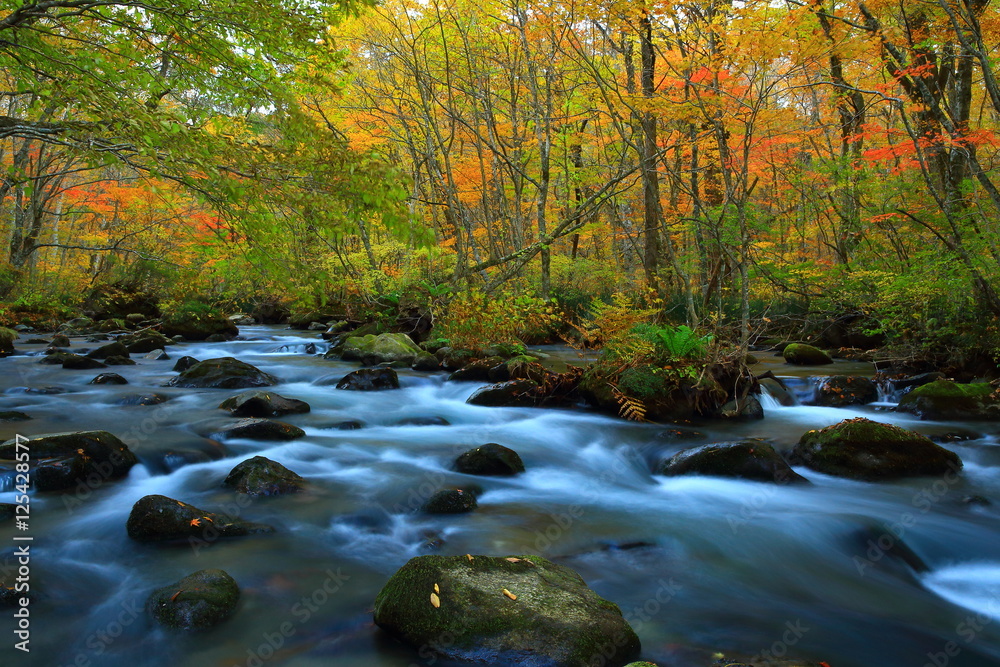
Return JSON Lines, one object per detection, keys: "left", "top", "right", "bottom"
{"left": 166, "top": 357, "right": 279, "bottom": 389}
{"left": 811, "top": 375, "right": 878, "bottom": 407}
{"left": 455, "top": 443, "right": 526, "bottom": 476}
{"left": 0, "top": 411, "right": 31, "bottom": 421}
{"left": 218, "top": 390, "right": 310, "bottom": 418}
{"left": 373, "top": 554, "right": 640, "bottom": 666}
{"left": 423, "top": 489, "right": 478, "bottom": 514}
{"left": 148, "top": 569, "right": 240, "bottom": 631}
{"left": 656, "top": 440, "right": 808, "bottom": 484}
{"left": 897, "top": 379, "right": 1000, "bottom": 421}
{"left": 126, "top": 494, "right": 274, "bottom": 542}
{"left": 0, "top": 430, "right": 138, "bottom": 492}
{"left": 782, "top": 343, "right": 833, "bottom": 365}
{"left": 335, "top": 367, "right": 400, "bottom": 391}
{"left": 214, "top": 418, "right": 305, "bottom": 441}
{"left": 788, "top": 417, "right": 963, "bottom": 481}
{"left": 223, "top": 456, "right": 306, "bottom": 496}
{"left": 115, "top": 393, "right": 169, "bottom": 406}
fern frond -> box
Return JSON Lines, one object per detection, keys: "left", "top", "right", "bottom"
{"left": 611, "top": 385, "right": 648, "bottom": 422}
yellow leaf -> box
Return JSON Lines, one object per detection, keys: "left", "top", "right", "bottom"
{"left": 466, "top": 554, "right": 473, "bottom": 562}
{"left": 434, "top": 583, "right": 440, "bottom": 594}
{"left": 503, "top": 589, "right": 517, "bottom": 601}
{"left": 430, "top": 593, "right": 441, "bottom": 608}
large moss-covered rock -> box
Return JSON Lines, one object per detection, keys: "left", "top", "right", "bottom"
{"left": 373, "top": 554, "right": 640, "bottom": 667}
{"left": 897, "top": 379, "right": 1000, "bottom": 421}
{"left": 455, "top": 443, "right": 526, "bottom": 476}
{"left": 126, "top": 494, "right": 274, "bottom": 541}
{"left": 0, "top": 431, "right": 137, "bottom": 492}
{"left": 788, "top": 417, "right": 963, "bottom": 481}
{"left": 656, "top": 440, "right": 808, "bottom": 484}
{"left": 0, "top": 327, "right": 18, "bottom": 357}
{"left": 218, "top": 390, "right": 310, "bottom": 417}
{"left": 782, "top": 343, "right": 833, "bottom": 365}
{"left": 335, "top": 367, "right": 400, "bottom": 391}
{"left": 223, "top": 456, "right": 306, "bottom": 496}
{"left": 166, "top": 357, "right": 279, "bottom": 389}
{"left": 812, "top": 375, "right": 878, "bottom": 407}
{"left": 147, "top": 569, "right": 240, "bottom": 631}
{"left": 341, "top": 333, "right": 422, "bottom": 366}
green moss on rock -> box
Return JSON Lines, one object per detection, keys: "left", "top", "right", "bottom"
{"left": 373, "top": 554, "right": 640, "bottom": 666}
{"left": 148, "top": 569, "right": 240, "bottom": 631}
{"left": 782, "top": 343, "right": 833, "bottom": 365}
{"left": 789, "top": 417, "right": 962, "bottom": 481}
{"left": 897, "top": 379, "right": 1000, "bottom": 420}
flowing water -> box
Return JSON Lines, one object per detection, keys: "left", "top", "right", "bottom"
{"left": 1, "top": 327, "right": 999, "bottom": 667}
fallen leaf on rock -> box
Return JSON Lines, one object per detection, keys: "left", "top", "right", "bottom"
{"left": 502, "top": 588, "right": 516, "bottom": 600}
{"left": 430, "top": 593, "right": 440, "bottom": 608}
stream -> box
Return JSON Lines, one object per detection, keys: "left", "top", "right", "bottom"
{"left": 2, "top": 326, "right": 1000, "bottom": 667}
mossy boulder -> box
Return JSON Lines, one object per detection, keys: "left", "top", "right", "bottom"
{"left": 656, "top": 440, "right": 808, "bottom": 484}
{"left": 812, "top": 375, "right": 878, "bottom": 407}
{"left": 148, "top": 569, "right": 240, "bottom": 631}
{"left": 126, "top": 494, "right": 274, "bottom": 542}
{"left": 455, "top": 443, "right": 526, "bottom": 476}
{"left": 166, "top": 357, "right": 279, "bottom": 389}
{"left": 341, "top": 332, "right": 422, "bottom": 366}
{"left": 373, "top": 554, "right": 640, "bottom": 667}
{"left": 467, "top": 379, "right": 539, "bottom": 407}
{"left": 788, "top": 417, "right": 963, "bottom": 481}
{"left": 218, "top": 390, "right": 310, "bottom": 418}
{"left": 0, "top": 326, "right": 18, "bottom": 357}
{"left": 412, "top": 351, "right": 442, "bottom": 371}
{"left": 335, "top": 367, "right": 400, "bottom": 391}
{"left": 121, "top": 330, "right": 174, "bottom": 353}
{"left": 223, "top": 456, "right": 306, "bottom": 496}
{"left": 782, "top": 343, "right": 833, "bottom": 365}
{"left": 897, "top": 379, "right": 1000, "bottom": 421}
{"left": 423, "top": 488, "right": 479, "bottom": 514}
{"left": 0, "top": 430, "right": 137, "bottom": 492}
{"left": 214, "top": 418, "right": 305, "bottom": 441}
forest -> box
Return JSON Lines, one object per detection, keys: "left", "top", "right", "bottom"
{"left": 2, "top": 0, "right": 1000, "bottom": 368}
